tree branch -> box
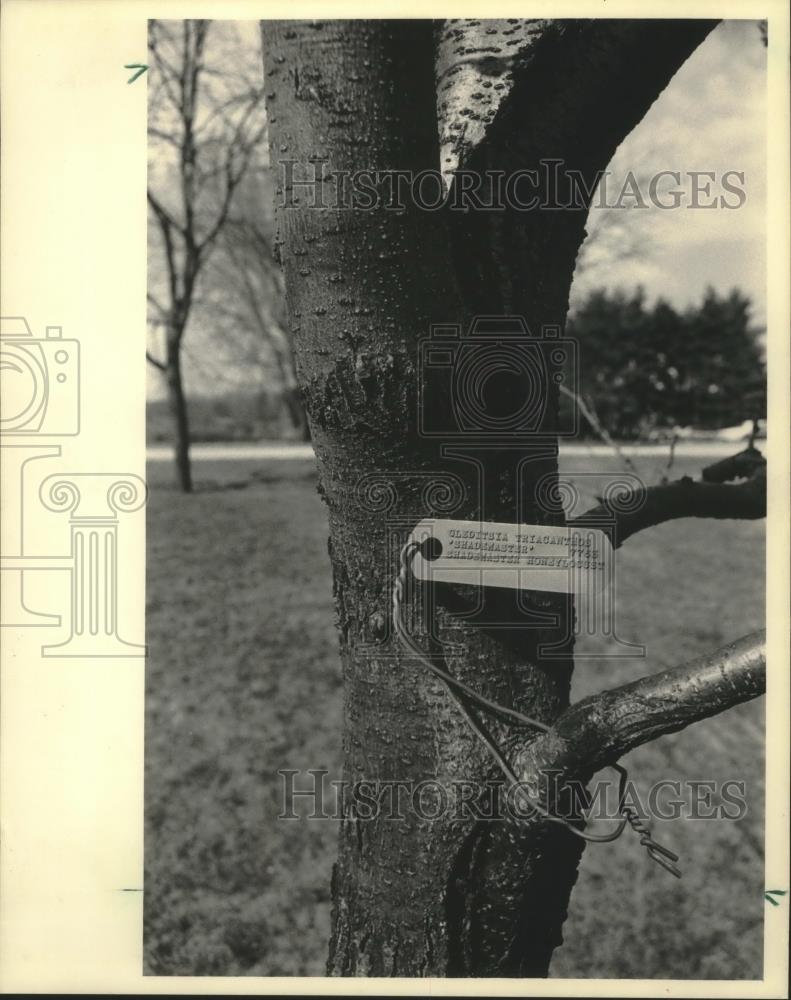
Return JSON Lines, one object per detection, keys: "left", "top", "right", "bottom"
{"left": 439, "top": 19, "right": 721, "bottom": 317}
{"left": 197, "top": 114, "right": 267, "bottom": 254}
{"left": 146, "top": 350, "right": 166, "bottom": 371}
{"left": 559, "top": 383, "right": 643, "bottom": 479}
{"left": 147, "top": 290, "right": 168, "bottom": 319}
{"left": 148, "top": 20, "right": 184, "bottom": 116}
{"left": 439, "top": 19, "right": 719, "bottom": 187}
{"left": 701, "top": 445, "right": 766, "bottom": 484}
{"left": 147, "top": 125, "right": 183, "bottom": 149}
{"left": 452, "top": 628, "right": 766, "bottom": 976}
{"left": 569, "top": 447, "right": 766, "bottom": 546}
{"left": 147, "top": 190, "right": 181, "bottom": 310}
{"left": 147, "top": 189, "right": 185, "bottom": 238}
{"left": 518, "top": 631, "right": 765, "bottom": 784}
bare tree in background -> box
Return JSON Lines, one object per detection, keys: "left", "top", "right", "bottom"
{"left": 205, "top": 173, "right": 310, "bottom": 440}
{"left": 147, "top": 19, "right": 267, "bottom": 491}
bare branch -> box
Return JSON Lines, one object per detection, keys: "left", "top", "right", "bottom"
{"left": 570, "top": 449, "right": 766, "bottom": 546}
{"left": 701, "top": 445, "right": 766, "bottom": 484}
{"left": 146, "top": 350, "right": 166, "bottom": 371}
{"left": 147, "top": 189, "right": 185, "bottom": 239}
{"left": 459, "top": 629, "right": 766, "bottom": 975}
{"left": 439, "top": 19, "right": 719, "bottom": 190}
{"left": 438, "top": 18, "right": 720, "bottom": 319}
{"left": 148, "top": 21, "right": 184, "bottom": 115}
{"left": 518, "top": 631, "right": 766, "bottom": 783}
{"left": 147, "top": 291, "right": 168, "bottom": 318}
{"left": 193, "top": 88, "right": 265, "bottom": 140}
{"left": 559, "top": 383, "right": 642, "bottom": 478}
{"left": 147, "top": 126, "right": 183, "bottom": 149}
{"left": 147, "top": 191, "right": 181, "bottom": 308}
{"left": 197, "top": 115, "right": 267, "bottom": 254}
{"left": 659, "top": 433, "right": 678, "bottom": 484}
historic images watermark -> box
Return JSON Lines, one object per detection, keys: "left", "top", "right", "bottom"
{"left": 277, "top": 768, "right": 749, "bottom": 824}
{"left": 419, "top": 316, "right": 579, "bottom": 439}
{"left": 0, "top": 316, "right": 146, "bottom": 657}
{"left": 279, "top": 159, "right": 748, "bottom": 213}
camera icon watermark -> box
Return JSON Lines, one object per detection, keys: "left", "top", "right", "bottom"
{"left": 0, "top": 317, "right": 80, "bottom": 436}
{"left": 349, "top": 315, "right": 645, "bottom": 661}
{"left": 0, "top": 315, "right": 145, "bottom": 658}
{"left": 418, "top": 316, "right": 579, "bottom": 441}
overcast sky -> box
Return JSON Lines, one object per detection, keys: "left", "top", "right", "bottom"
{"left": 569, "top": 20, "right": 766, "bottom": 324}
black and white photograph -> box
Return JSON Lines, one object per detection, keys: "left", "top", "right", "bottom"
{"left": 143, "top": 15, "right": 774, "bottom": 982}
{"left": 0, "top": 2, "right": 788, "bottom": 995}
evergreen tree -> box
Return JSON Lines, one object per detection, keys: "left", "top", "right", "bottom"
{"left": 567, "top": 286, "right": 765, "bottom": 438}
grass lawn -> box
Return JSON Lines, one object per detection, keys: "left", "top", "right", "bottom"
{"left": 144, "top": 451, "right": 764, "bottom": 978}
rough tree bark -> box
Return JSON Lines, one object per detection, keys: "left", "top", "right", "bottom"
{"left": 261, "top": 18, "right": 761, "bottom": 978}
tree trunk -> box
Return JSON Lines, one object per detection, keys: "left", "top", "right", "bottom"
{"left": 265, "top": 20, "right": 580, "bottom": 976}
{"left": 166, "top": 331, "right": 193, "bottom": 493}
{"left": 262, "top": 17, "right": 716, "bottom": 976}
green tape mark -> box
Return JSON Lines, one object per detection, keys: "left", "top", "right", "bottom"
{"left": 124, "top": 64, "right": 148, "bottom": 84}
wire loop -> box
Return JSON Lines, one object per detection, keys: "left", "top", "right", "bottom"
{"left": 393, "top": 540, "right": 626, "bottom": 843}
{"left": 392, "top": 537, "right": 682, "bottom": 872}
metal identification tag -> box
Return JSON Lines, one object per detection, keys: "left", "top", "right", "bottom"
{"left": 408, "top": 518, "right": 613, "bottom": 594}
